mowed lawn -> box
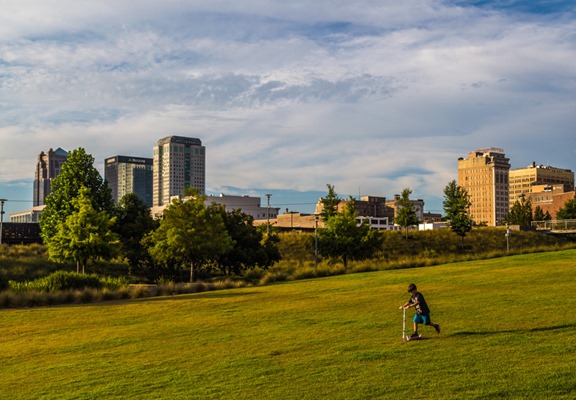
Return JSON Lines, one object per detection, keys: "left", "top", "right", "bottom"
{"left": 1, "top": 250, "right": 575, "bottom": 399}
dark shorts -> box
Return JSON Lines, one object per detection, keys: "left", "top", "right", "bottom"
{"left": 413, "top": 313, "right": 432, "bottom": 325}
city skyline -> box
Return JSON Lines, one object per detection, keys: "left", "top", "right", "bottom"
{"left": 1, "top": 1, "right": 575, "bottom": 216}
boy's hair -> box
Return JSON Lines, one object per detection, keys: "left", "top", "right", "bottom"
{"left": 407, "top": 283, "right": 417, "bottom": 292}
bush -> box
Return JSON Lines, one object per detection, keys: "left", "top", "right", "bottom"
{"left": 44, "top": 271, "right": 102, "bottom": 292}
{"left": 242, "top": 268, "right": 265, "bottom": 283}
{"left": 8, "top": 271, "right": 128, "bottom": 293}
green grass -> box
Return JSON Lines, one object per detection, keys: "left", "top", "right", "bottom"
{"left": 1, "top": 250, "right": 575, "bottom": 399}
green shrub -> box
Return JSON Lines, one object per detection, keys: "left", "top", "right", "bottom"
{"left": 8, "top": 271, "right": 129, "bottom": 293}
{"left": 98, "top": 275, "right": 129, "bottom": 290}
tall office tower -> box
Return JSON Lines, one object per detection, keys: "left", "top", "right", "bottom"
{"left": 458, "top": 147, "right": 511, "bottom": 226}
{"left": 153, "top": 136, "right": 206, "bottom": 207}
{"left": 509, "top": 162, "right": 574, "bottom": 207}
{"left": 105, "top": 156, "right": 153, "bottom": 207}
{"left": 33, "top": 147, "right": 68, "bottom": 206}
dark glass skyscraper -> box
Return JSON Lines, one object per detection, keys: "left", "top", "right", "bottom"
{"left": 105, "top": 156, "right": 153, "bottom": 207}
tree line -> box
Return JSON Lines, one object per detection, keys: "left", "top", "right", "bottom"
{"left": 39, "top": 148, "right": 280, "bottom": 282}
{"left": 506, "top": 195, "right": 576, "bottom": 226}
{"left": 39, "top": 148, "right": 576, "bottom": 283}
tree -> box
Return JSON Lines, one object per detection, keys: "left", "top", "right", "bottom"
{"left": 507, "top": 197, "right": 532, "bottom": 226}
{"left": 113, "top": 193, "right": 158, "bottom": 279}
{"left": 40, "top": 148, "right": 114, "bottom": 243}
{"left": 318, "top": 200, "right": 382, "bottom": 269}
{"left": 557, "top": 198, "right": 576, "bottom": 220}
{"left": 443, "top": 180, "right": 473, "bottom": 248}
{"left": 394, "top": 188, "right": 420, "bottom": 239}
{"left": 147, "top": 194, "right": 233, "bottom": 282}
{"left": 47, "top": 186, "right": 119, "bottom": 273}
{"left": 319, "top": 184, "right": 340, "bottom": 223}
{"left": 533, "top": 205, "right": 545, "bottom": 222}
{"left": 210, "top": 205, "right": 280, "bottom": 276}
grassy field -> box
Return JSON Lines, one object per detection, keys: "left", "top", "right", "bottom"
{"left": 1, "top": 250, "right": 575, "bottom": 399}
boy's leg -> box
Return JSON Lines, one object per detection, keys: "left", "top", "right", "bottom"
{"left": 412, "top": 317, "right": 421, "bottom": 338}
{"left": 424, "top": 315, "right": 441, "bottom": 334}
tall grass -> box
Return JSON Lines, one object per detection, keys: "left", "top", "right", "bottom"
{"left": 263, "top": 229, "right": 576, "bottom": 285}
{"left": 0, "top": 277, "right": 249, "bottom": 308}
{"left": 0, "top": 243, "right": 131, "bottom": 281}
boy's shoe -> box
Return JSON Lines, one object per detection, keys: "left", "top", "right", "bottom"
{"left": 435, "top": 324, "right": 441, "bottom": 334}
{"left": 410, "top": 332, "right": 420, "bottom": 339}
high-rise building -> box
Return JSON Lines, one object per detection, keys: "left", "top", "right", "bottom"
{"left": 33, "top": 147, "right": 68, "bottom": 206}
{"left": 153, "top": 136, "right": 206, "bottom": 207}
{"left": 458, "top": 147, "right": 511, "bottom": 226}
{"left": 509, "top": 162, "right": 574, "bottom": 207}
{"left": 105, "top": 156, "right": 153, "bottom": 207}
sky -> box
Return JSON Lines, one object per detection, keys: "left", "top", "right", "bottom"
{"left": 1, "top": 0, "right": 575, "bottom": 217}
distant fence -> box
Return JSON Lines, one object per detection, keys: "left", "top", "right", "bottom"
{"left": 532, "top": 219, "right": 576, "bottom": 232}
{"left": 0, "top": 223, "right": 42, "bottom": 245}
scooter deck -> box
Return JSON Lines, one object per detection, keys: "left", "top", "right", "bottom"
{"left": 404, "top": 334, "right": 423, "bottom": 341}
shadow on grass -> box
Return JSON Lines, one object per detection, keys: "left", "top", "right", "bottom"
{"left": 453, "top": 323, "right": 576, "bottom": 336}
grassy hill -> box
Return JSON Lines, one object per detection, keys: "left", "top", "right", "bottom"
{"left": 1, "top": 250, "right": 575, "bottom": 399}
{"left": 278, "top": 227, "right": 576, "bottom": 263}
{"left": 2, "top": 229, "right": 575, "bottom": 284}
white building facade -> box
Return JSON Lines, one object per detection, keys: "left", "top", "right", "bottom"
{"left": 205, "top": 194, "right": 279, "bottom": 220}
{"left": 153, "top": 136, "right": 206, "bottom": 207}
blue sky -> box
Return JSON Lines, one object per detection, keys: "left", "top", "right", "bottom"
{"left": 1, "top": 0, "right": 575, "bottom": 217}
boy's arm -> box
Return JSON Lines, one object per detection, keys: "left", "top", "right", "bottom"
{"left": 399, "top": 301, "right": 411, "bottom": 309}
{"left": 400, "top": 297, "right": 420, "bottom": 310}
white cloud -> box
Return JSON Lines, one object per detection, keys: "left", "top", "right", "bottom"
{"left": 0, "top": 0, "right": 575, "bottom": 216}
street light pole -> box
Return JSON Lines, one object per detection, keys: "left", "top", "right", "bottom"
{"left": 265, "top": 194, "right": 271, "bottom": 235}
{"left": 0, "top": 199, "right": 6, "bottom": 246}
{"left": 505, "top": 223, "right": 510, "bottom": 253}
{"left": 314, "top": 214, "right": 319, "bottom": 272}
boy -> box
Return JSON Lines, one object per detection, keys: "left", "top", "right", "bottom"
{"left": 399, "top": 283, "right": 440, "bottom": 339}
